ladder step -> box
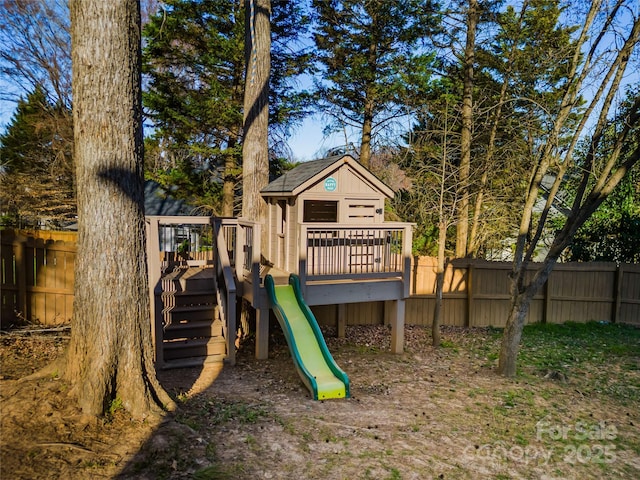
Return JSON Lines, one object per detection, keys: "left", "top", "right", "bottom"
{"left": 157, "top": 267, "right": 226, "bottom": 366}
{"left": 164, "top": 305, "right": 215, "bottom": 320}
{"left": 163, "top": 337, "right": 226, "bottom": 360}
{"left": 164, "top": 319, "right": 223, "bottom": 339}
{"left": 160, "top": 354, "right": 225, "bottom": 370}
{"left": 162, "top": 292, "right": 216, "bottom": 308}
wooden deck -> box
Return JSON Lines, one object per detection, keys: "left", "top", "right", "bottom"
{"left": 146, "top": 216, "right": 413, "bottom": 367}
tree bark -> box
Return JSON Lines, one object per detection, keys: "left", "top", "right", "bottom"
{"left": 66, "top": 0, "right": 173, "bottom": 418}
{"left": 455, "top": 0, "right": 478, "bottom": 258}
{"left": 359, "top": 104, "right": 373, "bottom": 168}
{"left": 242, "top": 0, "right": 270, "bottom": 223}
{"left": 222, "top": 151, "right": 236, "bottom": 217}
{"left": 497, "top": 292, "right": 531, "bottom": 377}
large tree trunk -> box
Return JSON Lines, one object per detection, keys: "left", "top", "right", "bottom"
{"left": 360, "top": 99, "right": 374, "bottom": 168}
{"left": 222, "top": 151, "right": 236, "bottom": 217}
{"left": 66, "top": 0, "right": 173, "bottom": 418}
{"left": 240, "top": 0, "right": 271, "bottom": 341}
{"left": 242, "top": 0, "right": 270, "bottom": 223}
{"left": 498, "top": 254, "right": 558, "bottom": 376}
{"left": 455, "top": 0, "right": 478, "bottom": 258}
{"left": 497, "top": 292, "right": 532, "bottom": 377}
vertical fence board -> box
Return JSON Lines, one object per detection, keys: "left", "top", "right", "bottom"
{"left": 619, "top": 265, "right": 640, "bottom": 325}
{"left": 406, "top": 258, "right": 638, "bottom": 328}
{"left": 2, "top": 229, "right": 639, "bottom": 329}
{"left": 0, "top": 230, "right": 76, "bottom": 328}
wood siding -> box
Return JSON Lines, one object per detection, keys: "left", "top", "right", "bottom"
{"left": 303, "top": 165, "right": 382, "bottom": 196}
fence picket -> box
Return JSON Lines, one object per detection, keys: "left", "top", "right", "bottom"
{"left": 2, "top": 228, "right": 639, "bottom": 328}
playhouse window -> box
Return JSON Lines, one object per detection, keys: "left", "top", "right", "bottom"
{"left": 303, "top": 200, "right": 338, "bottom": 222}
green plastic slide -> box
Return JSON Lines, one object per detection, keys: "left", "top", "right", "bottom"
{"left": 265, "top": 274, "right": 350, "bottom": 400}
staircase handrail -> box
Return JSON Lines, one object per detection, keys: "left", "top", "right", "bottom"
{"left": 213, "top": 218, "right": 237, "bottom": 365}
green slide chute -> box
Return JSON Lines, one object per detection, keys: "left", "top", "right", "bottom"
{"left": 265, "top": 274, "right": 350, "bottom": 400}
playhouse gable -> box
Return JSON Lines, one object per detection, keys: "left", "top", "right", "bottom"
{"left": 261, "top": 154, "right": 394, "bottom": 199}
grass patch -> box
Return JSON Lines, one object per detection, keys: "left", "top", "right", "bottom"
{"left": 517, "top": 322, "right": 640, "bottom": 403}
{"left": 207, "top": 399, "right": 270, "bottom": 424}
{"left": 463, "top": 321, "right": 639, "bottom": 403}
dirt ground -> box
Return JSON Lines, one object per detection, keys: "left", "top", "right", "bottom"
{"left": 1, "top": 324, "right": 639, "bottom": 479}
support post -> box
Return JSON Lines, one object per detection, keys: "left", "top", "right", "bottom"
{"left": 337, "top": 303, "right": 346, "bottom": 338}
{"left": 466, "top": 262, "right": 474, "bottom": 327}
{"left": 145, "top": 217, "right": 163, "bottom": 365}
{"left": 14, "top": 237, "right": 28, "bottom": 320}
{"left": 613, "top": 264, "right": 624, "bottom": 324}
{"left": 389, "top": 299, "right": 405, "bottom": 354}
{"left": 255, "top": 307, "right": 269, "bottom": 360}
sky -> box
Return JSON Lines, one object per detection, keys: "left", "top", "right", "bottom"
{"left": 2, "top": 1, "right": 637, "bottom": 164}
{"left": 287, "top": 118, "right": 327, "bottom": 161}
{"left": 286, "top": 115, "right": 354, "bottom": 162}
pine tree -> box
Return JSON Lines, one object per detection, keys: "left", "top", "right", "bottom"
{"left": 0, "top": 85, "right": 74, "bottom": 227}
{"left": 142, "top": 0, "right": 311, "bottom": 215}
{"left": 312, "top": 0, "right": 441, "bottom": 167}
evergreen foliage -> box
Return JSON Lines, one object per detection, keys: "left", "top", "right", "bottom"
{"left": 0, "top": 86, "right": 74, "bottom": 227}
{"left": 142, "top": 0, "right": 310, "bottom": 214}
{"left": 311, "top": 0, "right": 441, "bottom": 166}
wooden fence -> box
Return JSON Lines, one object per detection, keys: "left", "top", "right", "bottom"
{"left": 314, "top": 257, "right": 640, "bottom": 328}
{"left": 1, "top": 230, "right": 76, "bottom": 328}
{"left": 2, "top": 229, "right": 639, "bottom": 329}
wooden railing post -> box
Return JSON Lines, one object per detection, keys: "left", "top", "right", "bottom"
{"left": 214, "top": 218, "right": 237, "bottom": 365}
{"left": 236, "top": 221, "right": 246, "bottom": 281}
{"left": 402, "top": 224, "right": 413, "bottom": 299}
{"left": 298, "top": 224, "right": 308, "bottom": 297}
{"left": 613, "top": 263, "right": 624, "bottom": 323}
{"left": 251, "top": 221, "right": 261, "bottom": 291}
{"left": 145, "top": 217, "right": 163, "bottom": 365}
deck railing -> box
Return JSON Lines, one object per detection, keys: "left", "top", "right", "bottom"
{"left": 145, "top": 216, "right": 214, "bottom": 364}
{"left": 213, "top": 218, "right": 237, "bottom": 365}
{"left": 216, "top": 218, "right": 238, "bottom": 268}
{"left": 236, "top": 219, "right": 261, "bottom": 289}
{"left": 299, "top": 223, "right": 413, "bottom": 285}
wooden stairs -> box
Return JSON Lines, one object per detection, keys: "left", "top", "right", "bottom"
{"left": 158, "top": 267, "right": 226, "bottom": 369}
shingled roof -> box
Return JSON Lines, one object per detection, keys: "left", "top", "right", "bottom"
{"left": 261, "top": 155, "right": 344, "bottom": 194}
{"left": 261, "top": 154, "right": 394, "bottom": 198}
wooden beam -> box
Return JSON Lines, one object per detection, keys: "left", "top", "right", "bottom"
{"left": 389, "top": 299, "right": 405, "bottom": 354}
{"left": 255, "top": 307, "right": 269, "bottom": 360}
{"left": 305, "top": 279, "right": 404, "bottom": 306}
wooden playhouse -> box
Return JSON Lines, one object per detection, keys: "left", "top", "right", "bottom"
{"left": 147, "top": 153, "right": 413, "bottom": 368}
